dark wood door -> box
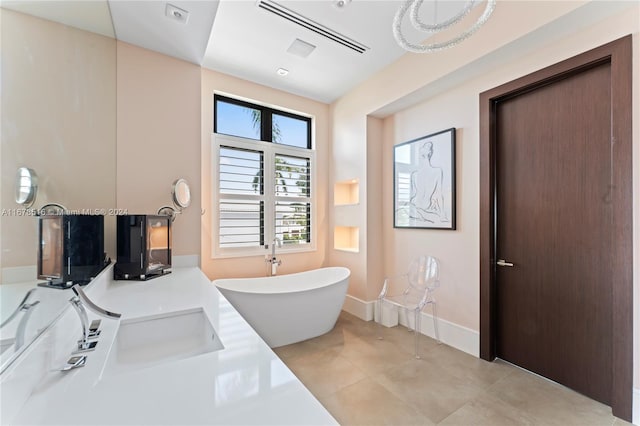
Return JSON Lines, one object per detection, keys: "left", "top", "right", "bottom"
{"left": 481, "top": 36, "right": 633, "bottom": 421}
{"left": 495, "top": 62, "right": 613, "bottom": 404}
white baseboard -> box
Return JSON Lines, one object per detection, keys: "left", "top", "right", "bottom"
{"left": 342, "top": 295, "right": 375, "bottom": 321}
{"left": 1, "top": 265, "right": 37, "bottom": 284}
{"left": 396, "top": 305, "right": 479, "bottom": 357}
{"left": 172, "top": 255, "right": 199, "bottom": 268}
{"left": 342, "top": 295, "right": 479, "bottom": 357}
{"left": 633, "top": 387, "right": 639, "bottom": 425}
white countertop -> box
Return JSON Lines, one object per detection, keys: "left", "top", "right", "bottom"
{"left": 0, "top": 280, "right": 70, "bottom": 367}
{"left": 3, "top": 267, "right": 337, "bottom": 425}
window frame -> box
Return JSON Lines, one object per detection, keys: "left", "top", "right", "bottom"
{"left": 214, "top": 94, "right": 312, "bottom": 149}
{"left": 212, "top": 133, "right": 316, "bottom": 259}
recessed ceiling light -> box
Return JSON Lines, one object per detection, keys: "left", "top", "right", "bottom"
{"left": 276, "top": 68, "right": 289, "bottom": 76}
{"left": 333, "top": 0, "right": 352, "bottom": 9}
{"left": 166, "top": 3, "right": 189, "bottom": 24}
{"left": 287, "top": 39, "right": 316, "bottom": 58}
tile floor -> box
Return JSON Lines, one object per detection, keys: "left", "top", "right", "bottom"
{"left": 275, "top": 312, "right": 630, "bottom": 426}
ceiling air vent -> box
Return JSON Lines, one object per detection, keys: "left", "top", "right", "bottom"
{"left": 256, "top": 0, "right": 369, "bottom": 54}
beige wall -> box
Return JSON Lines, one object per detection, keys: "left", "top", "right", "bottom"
{"left": 116, "top": 42, "right": 201, "bottom": 257}
{"left": 382, "top": 94, "right": 481, "bottom": 329}
{"left": 366, "top": 116, "right": 384, "bottom": 301}
{"left": 330, "top": 1, "right": 639, "bottom": 389}
{"left": 1, "top": 9, "right": 116, "bottom": 271}
{"left": 329, "top": 104, "right": 367, "bottom": 299}
{"left": 200, "top": 68, "right": 330, "bottom": 280}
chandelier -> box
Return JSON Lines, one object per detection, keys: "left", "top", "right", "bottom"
{"left": 393, "top": 0, "right": 497, "bottom": 53}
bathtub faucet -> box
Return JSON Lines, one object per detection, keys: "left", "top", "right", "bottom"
{"left": 266, "top": 237, "right": 282, "bottom": 276}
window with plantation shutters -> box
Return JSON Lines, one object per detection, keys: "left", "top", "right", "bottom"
{"left": 218, "top": 146, "right": 264, "bottom": 248}
{"left": 274, "top": 154, "right": 311, "bottom": 245}
{"left": 212, "top": 96, "right": 314, "bottom": 258}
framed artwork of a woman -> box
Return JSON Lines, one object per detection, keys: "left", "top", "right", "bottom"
{"left": 394, "top": 128, "right": 456, "bottom": 230}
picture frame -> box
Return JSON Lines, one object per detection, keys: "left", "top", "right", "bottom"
{"left": 393, "top": 128, "right": 456, "bottom": 230}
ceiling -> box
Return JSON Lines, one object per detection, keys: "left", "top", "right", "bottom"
{"left": 109, "top": 0, "right": 219, "bottom": 66}
{"left": 202, "top": 0, "right": 408, "bottom": 103}
{"left": 1, "top": 0, "right": 481, "bottom": 104}
{"left": 1, "top": 0, "right": 115, "bottom": 38}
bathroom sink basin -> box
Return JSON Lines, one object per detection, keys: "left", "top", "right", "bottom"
{"left": 103, "top": 307, "right": 223, "bottom": 377}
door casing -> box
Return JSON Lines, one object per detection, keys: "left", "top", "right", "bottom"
{"left": 479, "top": 35, "right": 633, "bottom": 421}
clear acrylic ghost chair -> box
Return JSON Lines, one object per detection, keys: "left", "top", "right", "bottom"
{"left": 376, "top": 256, "right": 440, "bottom": 358}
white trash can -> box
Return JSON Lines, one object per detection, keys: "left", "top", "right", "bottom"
{"left": 376, "top": 301, "right": 399, "bottom": 328}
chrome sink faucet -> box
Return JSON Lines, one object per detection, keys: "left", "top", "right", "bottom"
{"left": 1, "top": 288, "right": 41, "bottom": 352}
{"left": 14, "top": 300, "right": 40, "bottom": 351}
{"left": 69, "top": 284, "right": 121, "bottom": 353}
{"left": 0, "top": 288, "right": 38, "bottom": 329}
{"left": 265, "top": 237, "right": 282, "bottom": 276}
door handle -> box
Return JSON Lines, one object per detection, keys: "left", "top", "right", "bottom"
{"left": 497, "top": 259, "right": 514, "bottom": 267}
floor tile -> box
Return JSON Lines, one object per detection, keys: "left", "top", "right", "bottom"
{"left": 277, "top": 311, "right": 623, "bottom": 426}
{"left": 284, "top": 347, "right": 367, "bottom": 398}
{"left": 318, "top": 378, "right": 434, "bottom": 426}
{"left": 485, "top": 367, "right": 616, "bottom": 425}
{"left": 311, "top": 324, "right": 363, "bottom": 350}
{"left": 438, "top": 392, "right": 534, "bottom": 426}
{"left": 372, "top": 358, "right": 486, "bottom": 424}
{"left": 419, "top": 344, "right": 515, "bottom": 388}
{"left": 272, "top": 340, "right": 322, "bottom": 360}
{"left": 333, "top": 332, "right": 415, "bottom": 375}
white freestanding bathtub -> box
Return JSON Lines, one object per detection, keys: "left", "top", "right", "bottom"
{"left": 213, "top": 267, "right": 350, "bottom": 348}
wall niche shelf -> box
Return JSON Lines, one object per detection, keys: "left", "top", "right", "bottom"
{"left": 334, "top": 179, "right": 359, "bottom": 206}
{"left": 334, "top": 226, "right": 359, "bottom": 253}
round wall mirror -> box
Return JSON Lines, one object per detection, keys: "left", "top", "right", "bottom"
{"left": 39, "top": 203, "right": 67, "bottom": 215}
{"left": 15, "top": 167, "right": 38, "bottom": 208}
{"left": 172, "top": 178, "right": 191, "bottom": 210}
